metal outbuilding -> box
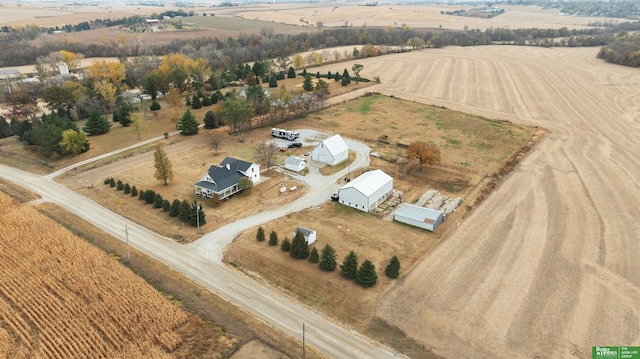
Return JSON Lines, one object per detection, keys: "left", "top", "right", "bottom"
{"left": 338, "top": 169, "right": 393, "bottom": 212}
{"left": 394, "top": 203, "right": 444, "bottom": 231}
{"left": 311, "top": 134, "right": 348, "bottom": 166}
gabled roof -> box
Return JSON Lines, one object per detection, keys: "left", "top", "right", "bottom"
{"left": 339, "top": 169, "right": 393, "bottom": 197}
{"left": 395, "top": 203, "right": 443, "bottom": 223}
{"left": 220, "top": 157, "right": 252, "bottom": 172}
{"left": 319, "top": 134, "right": 348, "bottom": 156}
{"left": 295, "top": 226, "right": 315, "bottom": 237}
{"left": 285, "top": 156, "right": 305, "bottom": 166}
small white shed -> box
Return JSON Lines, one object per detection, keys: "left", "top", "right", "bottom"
{"left": 394, "top": 203, "right": 444, "bottom": 231}
{"left": 294, "top": 226, "right": 316, "bottom": 245}
{"left": 338, "top": 169, "right": 393, "bottom": 212}
{"left": 311, "top": 134, "right": 348, "bottom": 166}
{"left": 285, "top": 156, "right": 306, "bottom": 172}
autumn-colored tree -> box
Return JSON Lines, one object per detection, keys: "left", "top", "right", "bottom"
{"left": 185, "top": 58, "right": 211, "bottom": 91}
{"left": 158, "top": 53, "right": 190, "bottom": 93}
{"left": 44, "top": 81, "right": 86, "bottom": 111}
{"left": 292, "top": 54, "right": 305, "bottom": 68}
{"left": 86, "top": 60, "right": 126, "bottom": 86}
{"left": 58, "top": 129, "right": 90, "bottom": 156}
{"left": 166, "top": 88, "right": 182, "bottom": 118}
{"left": 129, "top": 112, "right": 148, "bottom": 140}
{"left": 58, "top": 50, "right": 84, "bottom": 71}
{"left": 407, "top": 141, "right": 441, "bottom": 168}
{"left": 153, "top": 144, "right": 174, "bottom": 185}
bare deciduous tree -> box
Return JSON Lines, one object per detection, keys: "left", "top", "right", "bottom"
{"left": 210, "top": 131, "right": 222, "bottom": 154}
{"left": 255, "top": 141, "right": 278, "bottom": 171}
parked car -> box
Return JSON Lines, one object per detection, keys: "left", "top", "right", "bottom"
{"left": 287, "top": 142, "right": 303, "bottom": 148}
{"left": 279, "top": 147, "right": 287, "bottom": 152}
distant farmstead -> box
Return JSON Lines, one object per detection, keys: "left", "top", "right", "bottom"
{"left": 311, "top": 134, "right": 348, "bottom": 166}
{"left": 194, "top": 157, "right": 260, "bottom": 200}
{"left": 394, "top": 203, "right": 444, "bottom": 231}
{"left": 338, "top": 169, "right": 393, "bottom": 212}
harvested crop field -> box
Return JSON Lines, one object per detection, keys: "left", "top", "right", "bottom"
{"left": 0, "top": 192, "right": 191, "bottom": 358}
{"left": 350, "top": 46, "right": 640, "bottom": 358}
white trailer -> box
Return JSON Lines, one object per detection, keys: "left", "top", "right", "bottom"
{"left": 271, "top": 128, "right": 300, "bottom": 141}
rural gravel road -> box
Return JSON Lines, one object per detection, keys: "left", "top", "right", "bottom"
{"left": 0, "top": 135, "right": 400, "bottom": 358}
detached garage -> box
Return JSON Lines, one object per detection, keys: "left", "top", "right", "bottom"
{"left": 338, "top": 169, "right": 393, "bottom": 212}
{"left": 311, "top": 134, "right": 348, "bottom": 166}
{"left": 394, "top": 203, "right": 444, "bottom": 232}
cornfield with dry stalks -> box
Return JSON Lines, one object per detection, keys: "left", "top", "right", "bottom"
{"left": 0, "top": 192, "right": 187, "bottom": 359}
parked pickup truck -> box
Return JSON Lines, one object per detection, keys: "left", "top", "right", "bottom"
{"left": 287, "top": 142, "right": 303, "bottom": 148}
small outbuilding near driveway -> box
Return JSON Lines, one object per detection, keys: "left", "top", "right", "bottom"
{"left": 311, "top": 134, "right": 348, "bottom": 166}
{"left": 394, "top": 203, "right": 444, "bottom": 231}
{"left": 285, "top": 156, "right": 306, "bottom": 172}
{"left": 338, "top": 169, "right": 393, "bottom": 212}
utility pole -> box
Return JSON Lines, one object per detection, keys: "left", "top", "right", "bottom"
{"left": 196, "top": 202, "right": 201, "bottom": 234}
{"left": 124, "top": 223, "right": 130, "bottom": 262}
{"left": 302, "top": 322, "right": 306, "bottom": 359}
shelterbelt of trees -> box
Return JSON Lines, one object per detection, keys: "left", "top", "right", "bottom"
{"left": 3, "top": 16, "right": 640, "bottom": 68}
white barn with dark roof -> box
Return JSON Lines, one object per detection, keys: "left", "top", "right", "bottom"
{"left": 394, "top": 203, "right": 444, "bottom": 231}
{"left": 338, "top": 169, "right": 393, "bottom": 212}
{"left": 311, "top": 134, "right": 348, "bottom": 166}
{"left": 194, "top": 157, "right": 260, "bottom": 200}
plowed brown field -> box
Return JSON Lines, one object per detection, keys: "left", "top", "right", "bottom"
{"left": 353, "top": 46, "right": 640, "bottom": 358}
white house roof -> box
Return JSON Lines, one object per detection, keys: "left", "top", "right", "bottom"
{"left": 339, "top": 169, "right": 392, "bottom": 197}
{"left": 320, "top": 134, "right": 348, "bottom": 156}
{"left": 285, "top": 156, "right": 305, "bottom": 167}
{"left": 394, "top": 203, "right": 443, "bottom": 224}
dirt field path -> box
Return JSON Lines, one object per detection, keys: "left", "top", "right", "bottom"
{"left": 331, "top": 46, "right": 640, "bottom": 358}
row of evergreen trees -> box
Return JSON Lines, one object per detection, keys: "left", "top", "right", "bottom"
{"left": 104, "top": 177, "right": 205, "bottom": 227}
{"left": 256, "top": 227, "right": 400, "bottom": 288}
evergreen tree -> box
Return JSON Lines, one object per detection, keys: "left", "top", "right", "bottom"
{"left": 327, "top": 71, "right": 333, "bottom": 79}
{"left": 308, "top": 247, "right": 319, "bottom": 263}
{"left": 342, "top": 69, "right": 351, "bottom": 83}
{"left": 103, "top": 177, "right": 110, "bottom": 185}
{"left": 191, "top": 95, "right": 202, "bottom": 109}
{"left": 153, "top": 193, "right": 163, "bottom": 208}
{"left": 177, "top": 109, "right": 199, "bottom": 135}
{"left": 185, "top": 95, "right": 191, "bottom": 106}
{"left": 287, "top": 66, "right": 296, "bottom": 78}
{"left": 303, "top": 74, "right": 314, "bottom": 92}
{"left": 256, "top": 227, "right": 266, "bottom": 242}
{"left": 109, "top": 177, "right": 116, "bottom": 187}
{"left": 83, "top": 110, "right": 111, "bottom": 136}
{"left": 316, "top": 71, "right": 320, "bottom": 78}
{"left": 280, "top": 237, "right": 291, "bottom": 252}
{"left": 150, "top": 100, "right": 161, "bottom": 111}
{"left": 385, "top": 255, "right": 401, "bottom": 279}
{"left": 169, "top": 199, "right": 181, "bottom": 217}
{"left": 301, "top": 68, "right": 307, "bottom": 76}
{"left": 269, "top": 230, "right": 278, "bottom": 246}
{"left": 269, "top": 74, "right": 278, "bottom": 88}
{"left": 179, "top": 199, "right": 191, "bottom": 222}
{"left": 116, "top": 179, "right": 124, "bottom": 190}
{"left": 123, "top": 183, "right": 131, "bottom": 194}
{"left": 355, "top": 259, "right": 378, "bottom": 288}
{"left": 144, "top": 190, "right": 156, "bottom": 204}
{"left": 131, "top": 185, "right": 138, "bottom": 197}
{"left": 290, "top": 230, "right": 310, "bottom": 259}
{"left": 341, "top": 76, "right": 349, "bottom": 86}
{"left": 162, "top": 199, "right": 171, "bottom": 212}
{"left": 340, "top": 251, "right": 358, "bottom": 280}
{"left": 138, "top": 189, "right": 145, "bottom": 200}
{"left": 189, "top": 201, "right": 206, "bottom": 226}
{"left": 211, "top": 90, "right": 223, "bottom": 104}
{"left": 204, "top": 111, "right": 217, "bottom": 129}
{"left": 319, "top": 244, "right": 337, "bottom": 272}
{"left": 202, "top": 96, "right": 212, "bottom": 106}
{"left": 197, "top": 90, "right": 204, "bottom": 98}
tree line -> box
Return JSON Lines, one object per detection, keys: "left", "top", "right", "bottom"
{"left": 256, "top": 227, "right": 401, "bottom": 288}
{"left": 4, "top": 19, "right": 639, "bottom": 67}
